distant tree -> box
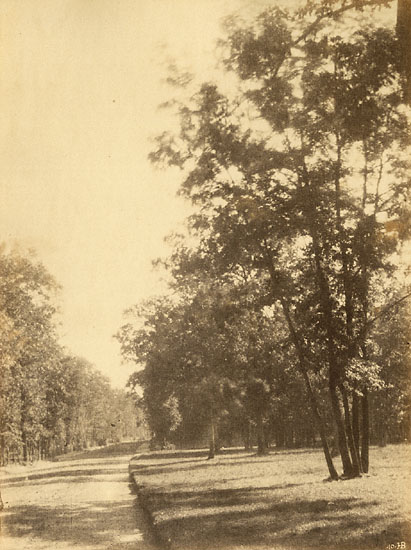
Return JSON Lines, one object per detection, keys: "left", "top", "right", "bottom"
{"left": 61, "top": 356, "right": 138, "bottom": 451}
{"left": 0, "top": 247, "right": 60, "bottom": 462}
{"left": 117, "top": 294, "right": 229, "bottom": 456}
{"left": 0, "top": 246, "right": 137, "bottom": 475}
{"left": 368, "top": 295, "right": 411, "bottom": 445}
{"left": 118, "top": 298, "right": 182, "bottom": 449}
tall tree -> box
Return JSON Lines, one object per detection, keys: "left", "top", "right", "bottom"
{"left": 0, "top": 247, "right": 60, "bottom": 462}
{"left": 0, "top": 246, "right": 140, "bottom": 470}
{"left": 150, "top": 4, "right": 409, "bottom": 477}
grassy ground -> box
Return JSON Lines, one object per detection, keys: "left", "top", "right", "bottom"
{"left": 129, "top": 444, "right": 411, "bottom": 550}
{"left": 0, "top": 441, "right": 150, "bottom": 479}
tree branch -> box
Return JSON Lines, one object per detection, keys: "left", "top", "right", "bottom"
{"left": 366, "top": 290, "right": 411, "bottom": 332}
{"left": 293, "top": 0, "right": 393, "bottom": 47}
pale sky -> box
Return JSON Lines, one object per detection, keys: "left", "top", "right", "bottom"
{"left": 0, "top": 0, "right": 278, "bottom": 387}
{"left": 0, "top": 0, "right": 398, "bottom": 388}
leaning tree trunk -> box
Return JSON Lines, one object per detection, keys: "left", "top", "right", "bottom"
{"left": 333, "top": 139, "right": 361, "bottom": 478}
{"left": 262, "top": 245, "right": 339, "bottom": 479}
{"left": 329, "top": 377, "right": 353, "bottom": 477}
{"left": 300, "top": 171, "right": 355, "bottom": 478}
{"left": 309, "top": 391, "right": 339, "bottom": 480}
{"left": 341, "top": 386, "right": 362, "bottom": 476}
{"left": 279, "top": 296, "right": 339, "bottom": 480}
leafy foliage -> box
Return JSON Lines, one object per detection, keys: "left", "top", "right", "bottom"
{"left": 0, "top": 246, "right": 145, "bottom": 465}
{"left": 121, "top": 0, "right": 410, "bottom": 476}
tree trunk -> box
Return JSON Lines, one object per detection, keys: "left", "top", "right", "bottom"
{"left": 378, "top": 418, "right": 387, "bottom": 447}
{"left": 314, "top": 399, "right": 339, "bottom": 480}
{"left": 264, "top": 422, "right": 271, "bottom": 451}
{"left": 262, "top": 247, "right": 339, "bottom": 479}
{"left": 243, "top": 419, "right": 252, "bottom": 451}
{"left": 361, "top": 388, "right": 369, "bottom": 473}
{"left": 22, "top": 435, "right": 28, "bottom": 463}
{"left": 341, "top": 386, "right": 362, "bottom": 476}
{"left": 333, "top": 136, "right": 362, "bottom": 477}
{"left": 208, "top": 413, "right": 215, "bottom": 459}
{"left": 276, "top": 415, "right": 285, "bottom": 448}
{"left": 352, "top": 392, "right": 360, "bottom": 453}
{"left": 397, "top": 0, "right": 411, "bottom": 103}
{"left": 0, "top": 436, "right": 4, "bottom": 467}
{"left": 256, "top": 412, "right": 268, "bottom": 455}
{"left": 279, "top": 296, "right": 339, "bottom": 480}
{"left": 299, "top": 170, "right": 353, "bottom": 478}
{"left": 329, "top": 380, "right": 353, "bottom": 477}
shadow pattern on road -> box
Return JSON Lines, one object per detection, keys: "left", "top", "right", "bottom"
{"left": 1, "top": 441, "right": 158, "bottom": 550}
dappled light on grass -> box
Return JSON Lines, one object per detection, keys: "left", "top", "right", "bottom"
{"left": 131, "top": 445, "right": 411, "bottom": 550}
{"left": 117, "top": 531, "right": 145, "bottom": 542}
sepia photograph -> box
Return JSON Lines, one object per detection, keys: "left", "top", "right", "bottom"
{"left": 0, "top": 1, "right": 410, "bottom": 549}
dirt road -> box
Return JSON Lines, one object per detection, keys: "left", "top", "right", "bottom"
{"left": 0, "top": 443, "right": 159, "bottom": 550}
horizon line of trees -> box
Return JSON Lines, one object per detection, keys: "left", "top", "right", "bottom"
{"left": 118, "top": 0, "right": 411, "bottom": 480}
{"left": 0, "top": 245, "right": 147, "bottom": 468}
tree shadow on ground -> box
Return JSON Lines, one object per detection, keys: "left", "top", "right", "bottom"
{"left": 139, "top": 447, "right": 252, "bottom": 461}
{"left": 2, "top": 468, "right": 129, "bottom": 488}
{"left": 1, "top": 458, "right": 131, "bottom": 485}
{"left": 145, "top": 489, "right": 410, "bottom": 550}
{"left": 132, "top": 460, "right": 232, "bottom": 478}
{"left": 2, "top": 499, "right": 156, "bottom": 550}
{"left": 130, "top": 455, "right": 323, "bottom": 479}
{"left": 138, "top": 447, "right": 324, "bottom": 462}
{"left": 140, "top": 484, "right": 315, "bottom": 508}
{"left": 55, "top": 440, "right": 150, "bottom": 461}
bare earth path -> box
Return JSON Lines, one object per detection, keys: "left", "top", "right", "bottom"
{"left": 0, "top": 442, "right": 159, "bottom": 550}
